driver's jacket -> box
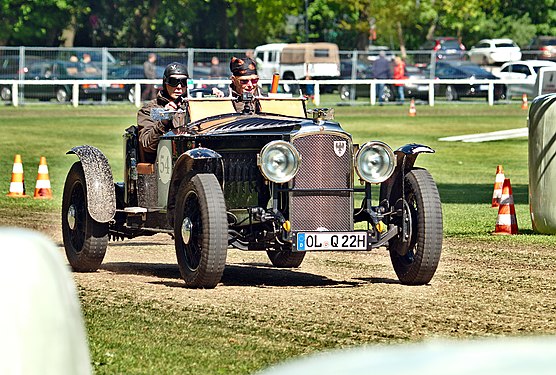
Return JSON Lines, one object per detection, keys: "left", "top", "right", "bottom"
{"left": 137, "top": 91, "right": 186, "bottom": 162}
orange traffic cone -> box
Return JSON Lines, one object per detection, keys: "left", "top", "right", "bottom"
{"left": 491, "top": 165, "right": 505, "bottom": 207}
{"left": 6, "top": 154, "right": 29, "bottom": 198}
{"left": 33, "top": 156, "right": 52, "bottom": 199}
{"left": 494, "top": 178, "right": 518, "bottom": 235}
{"left": 521, "top": 93, "right": 528, "bottom": 110}
{"left": 408, "top": 98, "right": 416, "bottom": 116}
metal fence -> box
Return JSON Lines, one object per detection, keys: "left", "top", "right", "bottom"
{"left": 0, "top": 46, "right": 549, "bottom": 106}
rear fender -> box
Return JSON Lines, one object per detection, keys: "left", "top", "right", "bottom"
{"left": 166, "top": 147, "right": 223, "bottom": 226}
{"left": 67, "top": 145, "right": 116, "bottom": 223}
{"left": 380, "top": 143, "right": 435, "bottom": 202}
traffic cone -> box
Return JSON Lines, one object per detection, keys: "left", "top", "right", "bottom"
{"left": 494, "top": 178, "right": 518, "bottom": 235}
{"left": 491, "top": 165, "right": 505, "bottom": 207}
{"left": 33, "top": 156, "right": 52, "bottom": 199}
{"left": 408, "top": 98, "right": 416, "bottom": 116}
{"left": 521, "top": 93, "right": 528, "bottom": 110}
{"left": 6, "top": 154, "right": 29, "bottom": 198}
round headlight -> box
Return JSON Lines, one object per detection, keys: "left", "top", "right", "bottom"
{"left": 355, "top": 141, "right": 395, "bottom": 183}
{"left": 258, "top": 141, "right": 301, "bottom": 183}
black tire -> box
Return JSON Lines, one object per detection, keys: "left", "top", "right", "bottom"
{"left": 267, "top": 244, "right": 305, "bottom": 268}
{"left": 389, "top": 169, "right": 442, "bottom": 285}
{"left": 56, "top": 87, "right": 69, "bottom": 103}
{"left": 282, "top": 72, "right": 300, "bottom": 96}
{"left": 382, "top": 85, "right": 394, "bottom": 102}
{"left": 445, "top": 85, "right": 458, "bottom": 101}
{"left": 127, "top": 86, "right": 136, "bottom": 103}
{"left": 62, "top": 162, "right": 108, "bottom": 272}
{"left": 1, "top": 86, "right": 12, "bottom": 101}
{"left": 339, "top": 84, "right": 355, "bottom": 101}
{"left": 174, "top": 174, "right": 227, "bottom": 288}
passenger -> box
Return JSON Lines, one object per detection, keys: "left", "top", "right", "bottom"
{"left": 229, "top": 56, "right": 263, "bottom": 112}
{"left": 137, "top": 62, "right": 188, "bottom": 163}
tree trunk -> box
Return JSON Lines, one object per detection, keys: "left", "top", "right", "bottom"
{"left": 60, "top": 15, "right": 77, "bottom": 47}
{"left": 396, "top": 21, "right": 406, "bottom": 58}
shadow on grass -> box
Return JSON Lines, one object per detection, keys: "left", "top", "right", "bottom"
{"left": 438, "top": 183, "right": 528, "bottom": 204}
{"left": 100, "top": 261, "right": 396, "bottom": 288}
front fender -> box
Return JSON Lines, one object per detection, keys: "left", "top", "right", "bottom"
{"left": 67, "top": 145, "right": 116, "bottom": 223}
{"left": 380, "top": 143, "right": 435, "bottom": 202}
{"left": 166, "top": 147, "right": 223, "bottom": 226}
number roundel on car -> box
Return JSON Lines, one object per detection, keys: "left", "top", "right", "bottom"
{"left": 157, "top": 144, "right": 172, "bottom": 184}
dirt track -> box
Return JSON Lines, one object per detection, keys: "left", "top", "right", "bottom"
{"left": 5, "top": 208, "right": 556, "bottom": 341}
{"left": 65, "top": 231, "right": 556, "bottom": 341}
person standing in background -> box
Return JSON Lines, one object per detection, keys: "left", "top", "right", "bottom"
{"left": 142, "top": 53, "right": 158, "bottom": 101}
{"left": 372, "top": 50, "right": 391, "bottom": 105}
{"left": 393, "top": 56, "right": 407, "bottom": 104}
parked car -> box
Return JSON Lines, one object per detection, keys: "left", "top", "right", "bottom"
{"left": 338, "top": 61, "right": 429, "bottom": 102}
{"left": 61, "top": 94, "right": 443, "bottom": 289}
{"left": 425, "top": 61, "right": 505, "bottom": 101}
{"left": 109, "top": 64, "right": 165, "bottom": 102}
{"left": 467, "top": 38, "right": 522, "bottom": 65}
{"left": 2, "top": 60, "right": 127, "bottom": 103}
{"left": 525, "top": 36, "right": 556, "bottom": 61}
{"left": 419, "top": 37, "right": 466, "bottom": 61}
{"left": 495, "top": 60, "right": 556, "bottom": 98}
{"left": 0, "top": 55, "right": 41, "bottom": 101}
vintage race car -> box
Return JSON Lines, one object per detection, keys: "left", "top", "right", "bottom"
{"left": 62, "top": 94, "right": 443, "bottom": 288}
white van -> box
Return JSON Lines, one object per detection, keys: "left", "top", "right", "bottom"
{"left": 254, "top": 42, "right": 340, "bottom": 81}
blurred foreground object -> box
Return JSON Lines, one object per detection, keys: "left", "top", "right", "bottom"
{"left": 0, "top": 228, "right": 92, "bottom": 375}
{"left": 257, "top": 337, "right": 556, "bottom": 375}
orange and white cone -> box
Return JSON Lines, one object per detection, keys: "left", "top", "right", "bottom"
{"left": 33, "top": 156, "right": 52, "bottom": 199}
{"left": 408, "top": 98, "right": 416, "bottom": 116}
{"left": 6, "top": 154, "right": 29, "bottom": 198}
{"left": 494, "top": 178, "right": 518, "bottom": 235}
{"left": 491, "top": 165, "right": 505, "bottom": 207}
{"left": 521, "top": 93, "right": 528, "bottom": 110}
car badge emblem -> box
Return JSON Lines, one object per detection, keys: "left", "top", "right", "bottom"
{"left": 334, "top": 141, "right": 346, "bottom": 157}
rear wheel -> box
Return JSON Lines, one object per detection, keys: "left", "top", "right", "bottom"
{"left": 267, "top": 244, "right": 305, "bottom": 268}
{"left": 389, "top": 169, "right": 442, "bottom": 285}
{"left": 56, "top": 87, "right": 69, "bottom": 103}
{"left": 62, "top": 162, "right": 108, "bottom": 272}
{"left": 174, "top": 174, "right": 227, "bottom": 288}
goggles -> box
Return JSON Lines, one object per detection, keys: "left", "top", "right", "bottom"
{"left": 239, "top": 78, "right": 259, "bottom": 85}
{"left": 165, "top": 77, "right": 188, "bottom": 87}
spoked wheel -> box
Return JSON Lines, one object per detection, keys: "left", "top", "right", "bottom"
{"left": 267, "top": 244, "right": 305, "bottom": 268}
{"left": 389, "top": 169, "right": 443, "bottom": 285}
{"left": 62, "top": 162, "right": 108, "bottom": 272}
{"left": 174, "top": 174, "right": 227, "bottom": 288}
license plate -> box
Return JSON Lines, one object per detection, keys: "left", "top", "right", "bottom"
{"left": 296, "top": 232, "right": 368, "bottom": 251}
{"left": 479, "top": 84, "right": 489, "bottom": 90}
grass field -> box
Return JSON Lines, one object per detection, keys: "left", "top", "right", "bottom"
{"left": 2, "top": 101, "right": 556, "bottom": 374}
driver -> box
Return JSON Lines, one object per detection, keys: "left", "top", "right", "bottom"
{"left": 137, "top": 62, "right": 188, "bottom": 163}
{"left": 229, "top": 56, "right": 263, "bottom": 112}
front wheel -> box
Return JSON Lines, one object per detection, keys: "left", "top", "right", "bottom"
{"left": 174, "top": 174, "right": 227, "bottom": 288}
{"left": 445, "top": 85, "right": 458, "bottom": 101}
{"left": 62, "top": 162, "right": 108, "bottom": 271}
{"left": 389, "top": 169, "right": 442, "bottom": 285}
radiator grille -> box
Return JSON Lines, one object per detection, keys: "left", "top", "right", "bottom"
{"left": 290, "top": 133, "right": 353, "bottom": 231}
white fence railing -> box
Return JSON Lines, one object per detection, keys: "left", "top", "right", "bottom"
{"left": 0, "top": 78, "right": 533, "bottom": 107}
